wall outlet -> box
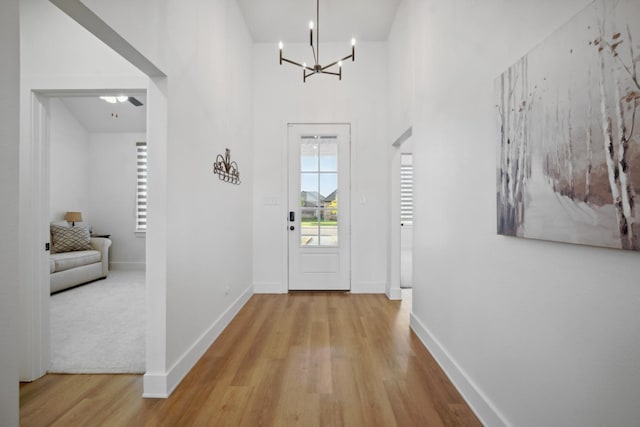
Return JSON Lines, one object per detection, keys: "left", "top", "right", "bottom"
{"left": 224, "top": 285, "right": 230, "bottom": 295}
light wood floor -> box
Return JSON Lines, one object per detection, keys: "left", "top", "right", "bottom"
{"left": 20, "top": 292, "right": 481, "bottom": 426}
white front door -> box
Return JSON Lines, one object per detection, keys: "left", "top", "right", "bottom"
{"left": 288, "top": 124, "right": 350, "bottom": 291}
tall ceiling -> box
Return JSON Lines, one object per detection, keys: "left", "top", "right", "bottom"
{"left": 56, "top": 1, "right": 402, "bottom": 132}
{"left": 237, "top": 0, "right": 402, "bottom": 43}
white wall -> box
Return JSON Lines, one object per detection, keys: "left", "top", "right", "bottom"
{"left": 0, "top": 0, "right": 20, "bottom": 424}
{"left": 252, "top": 42, "right": 389, "bottom": 293}
{"left": 20, "top": 0, "right": 144, "bottom": 82}
{"left": 392, "top": 0, "right": 640, "bottom": 426}
{"left": 161, "top": 0, "right": 254, "bottom": 378}
{"left": 89, "top": 132, "right": 146, "bottom": 270}
{"left": 49, "top": 98, "right": 90, "bottom": 222}
{"left": 387, "top": 0, "right": 414, "bottom": 141}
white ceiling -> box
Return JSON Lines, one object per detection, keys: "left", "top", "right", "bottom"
{"left": 237, "top": 0, "right": 401, "bottom": 43}
{"left": 60, "top": 95, "right": 147, "bottom": 133}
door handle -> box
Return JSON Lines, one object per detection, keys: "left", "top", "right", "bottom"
{"left": 289, "top": 211, "right": 295, "bottom": 222}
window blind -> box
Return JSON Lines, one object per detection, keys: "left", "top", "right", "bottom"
{"left": 400, "top": 155, "right": 413, "bottom": 224}
{"left": 136, "top": 142, "right": 147, "bottom": 231}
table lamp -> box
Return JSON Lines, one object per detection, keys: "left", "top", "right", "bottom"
{"left": 64, "top": 211, "right": 83, "bottom": 226}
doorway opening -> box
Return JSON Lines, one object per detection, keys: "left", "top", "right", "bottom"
{"left": 46, "top": 92, "right": 147, "bottom": 373}
{"left": 389, "top": 126, "right": 413, "bottom": 300}
{"left": 400, "top": 153, "right": 413, "bottom": 289}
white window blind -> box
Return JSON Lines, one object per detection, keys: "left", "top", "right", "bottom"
{"left": 400, "top": 154, "right": 413, "bottom": 224}
{"left": 136, "top": 142, "right": 147, "bottom": 232}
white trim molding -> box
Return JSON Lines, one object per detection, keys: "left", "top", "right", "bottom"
{"left": 386, "top": 287, "right": 402, "bottom": 300}
{"left": 253, "top": 282, "right": 286, "bottom": 294}
{"left": 143, "top": 284, "right": 253, "bottom": 398}
{"left": 351, "top": 281, "right": 387, "bottom": 294}
{"left": 409, "top": 313, "right": 509, "bottom": 427}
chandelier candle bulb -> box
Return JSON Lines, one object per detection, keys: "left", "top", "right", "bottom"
{"left": 279, "top": 41, "right": 283, "bottom": 64}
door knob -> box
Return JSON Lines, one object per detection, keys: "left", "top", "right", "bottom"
{"left": 290, "top": 226, "right": 295, "bottom": 231}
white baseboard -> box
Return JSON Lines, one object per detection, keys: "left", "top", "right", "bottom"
{"left": 351, "top": 281, "right": 386, "bottom": 294}
{"left": 386, "top": 286, "right": 402, "bottom": 300}
{"left": 409, "top": 313, "right": 508, "bottom": 427}
{"left": 142, "top": 373, "right": 169, "bottom": 398}
{"left": 143, "top": 284, "right": 254, "bottom": 398}
{"left": 109, "top": 262, "right": 145, "bottom": 271}
{"left": 253, "top": 282, "right": 285, "bottom": 294}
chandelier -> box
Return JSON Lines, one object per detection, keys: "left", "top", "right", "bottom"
{"left": 278, "top": 0, "right": 356, "bottom": 82}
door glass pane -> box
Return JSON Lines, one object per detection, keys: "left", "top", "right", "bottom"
{"left": 320, "top": 174, "right": 337, "bottom": 207}
{"left": 300, "top": 173, "right": 320, "bottom": 207}
{"left": 319, "top": 140, "right": 338, "bottom": 171}
{"left": 301, "top": 141, "right": 318, "bottom": 172}
{"left": 300, "top": 208, "right": 320, "bottom": 246}
{"left": 300, "top": 136, "right": 339, "bottom": 247}
{"left": 319, "top": 209, "right": 338, "bottom": 246}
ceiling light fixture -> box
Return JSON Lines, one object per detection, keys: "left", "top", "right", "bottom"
{"left": 99, "top": 95, "right": 129, "bottom": 104}
{"left": 278, "top": 0, "right": 356, "bottom": 82}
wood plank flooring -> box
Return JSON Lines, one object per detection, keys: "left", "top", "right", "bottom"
{"left": 20, "top": 292, "right": 481, "bottom": 426}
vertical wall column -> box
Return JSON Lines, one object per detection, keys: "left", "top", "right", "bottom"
{"left": 0, "top": 0, "right": 21, "bottom": 424}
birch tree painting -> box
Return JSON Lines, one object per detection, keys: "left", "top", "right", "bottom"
{"left": 496, "top": 0, "right": 640, "bottom": 251}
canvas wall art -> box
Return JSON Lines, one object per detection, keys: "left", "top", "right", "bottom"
{"left": 496, "top": 0, "right": 640, "bottom": 251}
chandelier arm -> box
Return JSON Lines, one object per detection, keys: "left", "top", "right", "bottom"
{"left": 304, "top": 70, "right": 318, "bottom": 82}
{"left": 320, "top": 71, "right": 340, "bottom": 76}
{"left": 320, "top": 60, "right": 340, "bottom": 71}
{"left": 281, "top": 57, "right": 306, "bottom": 69}
{"left": 341, "top": 53, "right": 354, "bottom": 62}
{"left": 320, "top": 54, "right": 354, "bottom": 72}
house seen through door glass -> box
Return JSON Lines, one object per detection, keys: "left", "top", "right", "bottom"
{"left": 300, "top": 136, "right": 338, "bottom": 246}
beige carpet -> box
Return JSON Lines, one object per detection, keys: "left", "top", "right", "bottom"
{"left": 49, "top": 270, "right": 146, "bottom": 374}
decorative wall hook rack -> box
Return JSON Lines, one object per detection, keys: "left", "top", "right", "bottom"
{"left": 213, "top": 148, "right": 241, "bottom": 185}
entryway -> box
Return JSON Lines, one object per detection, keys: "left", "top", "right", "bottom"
{"left": 400, "top": 152, "right": 413, "bottom": 288}
{"left": 287, "top": 123, "right": 351, "bottom": 291}
{"left": 44, "top": 92, "right": 147, "bottom": 373}
{"left": 390, "top": 126, "right": 413, "bottom": 299}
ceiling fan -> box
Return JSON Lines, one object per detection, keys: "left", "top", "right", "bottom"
{"left": 128, "top": 96, "right": 143, "bottom": 107}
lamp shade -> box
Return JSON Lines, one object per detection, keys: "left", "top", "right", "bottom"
{"left": 64, "top": 211, "right": 83, "bottom": 223}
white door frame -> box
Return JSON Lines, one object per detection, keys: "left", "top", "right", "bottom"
{"left": 287, "top": 123, "right": 351, "bottom": 291}
{"left": 281, "top": 122, "right": 352, "bottom": 292}
{"left": 21, "top": 86, "right": 147, "bottom": 381}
